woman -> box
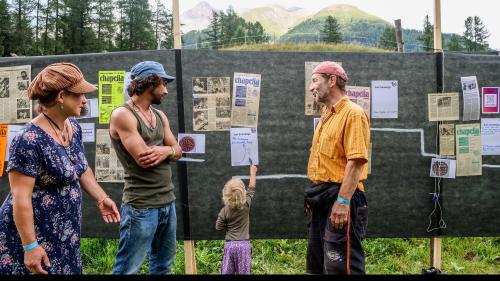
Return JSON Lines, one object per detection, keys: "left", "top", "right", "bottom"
{"left": 0, "top": 63, "right": 120, "bottom": 275}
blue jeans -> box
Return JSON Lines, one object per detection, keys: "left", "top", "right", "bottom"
{"left": 112, "top": 202, "right": 177, "bottom": 275}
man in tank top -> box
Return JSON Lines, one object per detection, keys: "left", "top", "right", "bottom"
{"left": 109, "top": 61, "right": 182, "bottom": 275}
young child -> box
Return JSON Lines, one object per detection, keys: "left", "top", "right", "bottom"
{"left": 216, "top": 165, "right": 258, "bottom": 275}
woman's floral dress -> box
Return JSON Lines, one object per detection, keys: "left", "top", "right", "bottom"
{"left": 0, "top": 118, "right": 88, "bottom": 274}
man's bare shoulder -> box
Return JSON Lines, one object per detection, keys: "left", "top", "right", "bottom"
{"left": 110, "top": 106, "right": 136, "bottom": 126}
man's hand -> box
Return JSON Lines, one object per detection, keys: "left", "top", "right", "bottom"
{"left": 329, "top": 200, "right": 350, "bottom": 229}
{"left": 138, "top": 146, "right": 169, "bottom": 167}
{"left": 24, "top": 246, "right": 50, "bottom": 275}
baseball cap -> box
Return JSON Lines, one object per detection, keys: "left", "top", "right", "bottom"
{"left": 312, "top": 61, "right": 349, "bottom": 82}
{"left": 130, "top": 61, "right": 175, "bottom": 82}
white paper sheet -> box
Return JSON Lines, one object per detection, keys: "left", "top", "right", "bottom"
{"left": 5, "top": 124, "right": 24, "bottom": 160}
{"left": 371, "top": 80, "right": 398, "bottom": 119}
{"left": 80, "top": 123, "right": 95, "bottom": 143}
{"left": 481, "top": 118, "right": 500, "bottom": 155}
{"left": 230, "top": 128, "right": 259, "bottom": 166}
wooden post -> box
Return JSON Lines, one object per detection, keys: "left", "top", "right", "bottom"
{"left": 433, "top": 0, "right": 442, "bottom": 51}
{"left": 430, "top": 0, "right": 443, "bottom": 271}
{"left": 394, "top": 19, "right": 404, "bottom": 52}
{"left": 430, "top": 237, "right": 442, "bottom": 269}
{"left": 172, "top": 0, "right": 182, "bottom": 49}
{"left": 184, "top": 240, "right": 197, "bottom": 274}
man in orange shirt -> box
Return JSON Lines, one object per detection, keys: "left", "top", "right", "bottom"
{"left": 306, "top": 61, "right": 370, "bottom": 275}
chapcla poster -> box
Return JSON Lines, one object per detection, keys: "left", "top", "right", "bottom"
{"left": 98, "top": 71, "right": 125, "bottom": 124}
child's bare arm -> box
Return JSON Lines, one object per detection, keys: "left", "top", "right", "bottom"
{"left": 249, "top": 165, "right": 257, "bottom": 188}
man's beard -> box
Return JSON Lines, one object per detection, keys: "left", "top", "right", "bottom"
{"left": 151, "top": 92, "right": 163, "bottom": 105}
{"left": 80, "top": 104, "right": 89, "bottom": 116}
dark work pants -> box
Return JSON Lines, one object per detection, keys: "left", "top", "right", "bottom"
{"left": 306, "top": 190, "right": 368, "bottom": 275}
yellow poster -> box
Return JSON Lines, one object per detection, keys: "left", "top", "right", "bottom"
{"left": 0, "top": 124, "right": 8, "bottom": 176}
{"left": 98, "top": 71, "right": 125, "bottom": 124}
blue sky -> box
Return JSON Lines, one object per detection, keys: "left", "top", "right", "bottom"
{"left": 168, "top": 0, "right": 500, "bottom": 50}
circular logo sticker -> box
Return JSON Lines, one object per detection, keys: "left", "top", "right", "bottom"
{"left": 432, "top": 161, "right": 449, "bottom": 177}
{"left": 179, "top": 136, "right": 196, "bottom": 152}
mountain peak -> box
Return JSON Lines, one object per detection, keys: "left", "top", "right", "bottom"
{"left": 182, "top": 1, "right": 215, "bottom": 19}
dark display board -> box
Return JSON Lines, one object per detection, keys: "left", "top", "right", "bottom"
{"left": 0, "top": 50, "right": 498, "bottom": 239}
{"left": 441, "top": 53, "right": 500, "bottom": 237}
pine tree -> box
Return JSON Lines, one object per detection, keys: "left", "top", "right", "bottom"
{"left": 205, "top": 11, "right": 221, "bottom": 49}
{"left": 417, "top": 15, "right": 433, "bottom": 51}
{"left": 446, "top": 34, "right": 464, "bottom": 51}
{"left": 378, "top": 26, "right": 397, "bottom": 51}
{"left": 61, "top": 0, "right": 97, "bottom": 54}
{"left": 93, "top": 0, "right": 115, "bottom": 52}
{"left": 127, "top": 0, "right": 155, "bottom": 50}
{"left": 115, "top": 0, "right": 129, "bottom": 50}
{"left": 321, "top": 16, "right": 342, "bottom": 44}
{"left": 463, "top": 16, "right": 489, "bottom": 52}
{"left": 152, "top": 0, "right": 173, "bottom": 49}
{"left": 11, "top": 0, "right": 36, "bottom": 56}
{"left": 0, "top": 0, "right": 12, "bottom": 56}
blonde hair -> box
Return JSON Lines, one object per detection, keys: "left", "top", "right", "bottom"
{"left": 222, "top": 178, "right": 247, "bottom": 209}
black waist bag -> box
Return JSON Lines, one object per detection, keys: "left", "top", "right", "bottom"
{"left": 304, "top": 182, "right": 340, "bottom": 210}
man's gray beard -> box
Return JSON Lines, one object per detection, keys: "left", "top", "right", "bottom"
{"left": 80, "top": 104, "right": 89, "bottom": 116}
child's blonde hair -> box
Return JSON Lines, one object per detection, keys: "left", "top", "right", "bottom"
{"left": 222, "top": 178, "right": 247, "bottom": 209}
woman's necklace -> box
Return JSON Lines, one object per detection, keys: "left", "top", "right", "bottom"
{"left": 131, "top": 100, "right": 154, "bottom": 128}
{"left": 43, "top": 112, "right": 68, "bottom": 144}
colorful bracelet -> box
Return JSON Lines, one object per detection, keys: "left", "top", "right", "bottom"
{"left": 24, "top": 241, "right": 39, "bottom": 251}
{"left": 336, "top": 196, "right": 350, "bottom": 205}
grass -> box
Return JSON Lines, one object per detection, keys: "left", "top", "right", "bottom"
{"left": 81, "top": 237, "right": 499, "bottom": 274}
{"left": 223, "top": 42, "right": 387, "bottom": 52}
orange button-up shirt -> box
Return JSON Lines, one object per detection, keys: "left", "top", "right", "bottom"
{"left": 307, "top": 96, "right": 370, "bottom": 191}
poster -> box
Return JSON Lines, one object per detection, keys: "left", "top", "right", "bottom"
{"left": 371, "top": 80, "right": 398, "bottom": 119}
{"left": 95, "top": 129, "right": 124, "bottom": 182}
{"left": 0, "top": 125, "right": 7, "bottom": 176}
{"left": 231, "top": 73, "right": 261, "bottom": 128}
{"left": 0, "top": 65, "right": 31, "bottom": 124}
{"left": 98, "top": 71, "right": 125, "bottom": 124}
{"left": 428, "top": 92, "right": 460, "bottom": 121}
{"left": 481, "top": 87, "right": 499, "bottom": 114}
{"left": 429, "top": 158, "right": 456, "bottom": 179}
{"left": 460, "top": 76, "right": 480, "bottom": 121}
{"left": 178, "top": 133, "right": 205, "bottom": 154}
{"left": 192, "top": 77, "right": 231, "bottom": 131}
{"left": 230, "top": 128, "right": 259, "bottom": 166}
{"left": 481, "top": 118, "right": 500, "bottom": 155}
{"left": 439, "top": 123, "right": 455, "bottom": 156}
{"left": 80, "top": 123, "right": 95, "bottom": 143}
{"left": 5, "top": 124, "right": 23, "bottom": 160}
{"left": 456, "top": 123, "right": 482, "bottom": 176}
{"left": 346, "top": 86, "right": 370, "bottom": 117}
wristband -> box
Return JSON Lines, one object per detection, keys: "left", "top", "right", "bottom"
{"left": 170, "top": 147, "right": 176, "bottom": 158}
{"left": 96, "top": 195, "right": 110, "bottom": 207}
{"left": 336, "top": 196, "right": 350, "bottom": 205}
{"left": 24, "top": 241, "right": 39, "bottom": 251}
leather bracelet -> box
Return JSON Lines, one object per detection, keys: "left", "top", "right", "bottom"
{"left": 336, "top": 196, "right": 350, "bottom": 205}
{"left": 24, "top": 241, "right": 39, "bottom": 251}
{"left": 170, "top": 147, "right": 176, "bottom": 158}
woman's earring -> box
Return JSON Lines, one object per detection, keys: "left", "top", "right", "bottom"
{"left": 60, "top": 104, "right": 64, "bottom": 111}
